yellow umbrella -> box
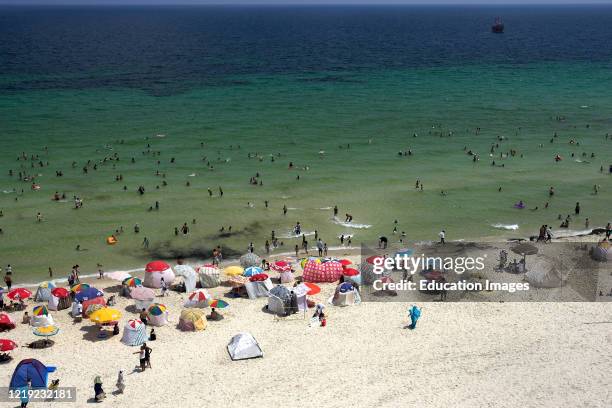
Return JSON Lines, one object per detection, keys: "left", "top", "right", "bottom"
{"left": 224, "top": 266, "right": 244, "bottom": 276}
{"left": 89, "top": 308, "right": 122, "bottom": 324}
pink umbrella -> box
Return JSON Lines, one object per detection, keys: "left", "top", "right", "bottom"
{"left": 130, "top": 286, "right": 155, "bottom": 301}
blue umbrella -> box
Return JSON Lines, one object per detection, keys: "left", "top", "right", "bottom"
{"left": 243, "top": 266, "right": 263, "bottom": 277}
{"left": 75, "top": 287, "right": 104, "bottom": 302}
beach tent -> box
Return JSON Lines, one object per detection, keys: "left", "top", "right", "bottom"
{"left": 48, "top": 288, "right": 71, "bottom": 311}
{"left": 120, "top": 319, "right": 147, "bottom": 346}
{"left": 130, "top": 286, "right": 156, "bottom": 310}
{"left": 81, "top": 297, "right": 106, "bottom": 317}
{"left": 197, "top": 265, "right": 220, "bottom": 288}
{"left": 329, "top": 282, "right": 361, "bottom": 307}
{"left": 174, "top": 264, "right": 197, "bottom": 293}
{"left": 143, "top": 261, "right": 175, "bottom": 289}
{"left": 227, "top": 332, "right": 263, "bottom": 361}
{"left": 178, "top": 309, "right": 206, "bottom": 332}
{"left": 0, "top": 312, "right": 16, "bottom": 331}
{"left": 245, "top": 274, "right": 273, "bottom": 299}
{"left": 9, "top": 359, "right": 57, "bottom": 390}
{"left": 525, "top": 256, "right": 565, "bottom": 288}
{"left": 34, "top": 281, "right": 56, "bottom": 302}
{"left": 267, "top": 285, "right": 291, "bottom": 315}
{"left": 31, "top": 315, "right": 55, "bottom": 328}
{"left": 240, "top": 252, "right": 261, "bottom": 269}
{"left": 147, "top": 303, "right": 169, "bottom": 327}
{"left": 302, "top": 260, "right": 344, "bottom": 283}
{"left": 279, "top": 270, "right": 294, "bottom": 284}
{"left": 591, "top": 241, "right": 610, "bottom": 262}
{"left": 292, "top": 283, "right": 309, "bottom": 312}
{"left": 343, "top": 267, "right": 362, "bottom": 286}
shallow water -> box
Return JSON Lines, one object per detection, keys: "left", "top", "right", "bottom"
{"left": 0, "top": 6, "right": 611, "bottom": 281}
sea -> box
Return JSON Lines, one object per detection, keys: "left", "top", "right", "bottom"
{"left": 0, "top": 5, "right": 611, "bottom": 282}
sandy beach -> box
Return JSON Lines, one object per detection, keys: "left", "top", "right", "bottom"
{"left": 1, "top": 241, "right": 611, "bottom": 407}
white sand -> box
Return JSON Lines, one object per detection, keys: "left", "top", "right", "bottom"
{"left": 2, "top": 250, "right": 611, "bottom": 407}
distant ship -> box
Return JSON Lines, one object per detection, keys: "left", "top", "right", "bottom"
{"left": 491, "top": 17, "right": 504, "bottom": 33}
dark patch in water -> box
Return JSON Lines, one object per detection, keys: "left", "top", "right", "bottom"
{"left": 297, "top": 75, "right": 362, "bottom": 84}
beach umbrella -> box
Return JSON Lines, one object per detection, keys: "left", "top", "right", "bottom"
{"left": 147, "top": 303, "right": 167, "bottom": 316}
{"left": 343, "top": 268, "right": 360, "bottom": 277}
{"left": 270, "top": 260, "right": 291, "bottom": 272}
{"left": 243, "top": 266, "right": 263, "bottom": 277}
{"left": 303, "top": 282, "right": 321, "bottom": 296}
{"left": 32, "top": 305, "right": 49, "bottom": 316}
{"left": 339, "top": 259, "right": 353, "bottom": 267}
{"left": 365, "top": 255, "right": 385, "bottom": 265}
{"left": 85, "top": 303, "right": 105, "bottom": 316}
{"left": 7, "top": 288, "right": 32, "bottom": 301}
{"left": 240, "top": 252, "right": 261, "bottom": 268}
{"left": 0, "top": 312, "right": 16, "bottom": 329}
{"left": 75, "top": 287, "right": 104, "bottom": 302}
{"left": 122, "top": 277, "right": 142, "bottom": 288}
{"left": 89, "top": 308, "right": 122, "bottom": 324}
{"left": 145, "top": 261, "right": 171, "bottom": 273}
{"left": 510, "top": 243, "right": 539, "bottom": 256}
{"left": 51, "top": 287, "right": 70, "bottom": 298}
{"left": 70, "top": 283, "right": 90, "bottom": 293}
{"left": 224, "top": 266, "right": 244, "bottom": 277}
{"left": 105, "top": 271, "right": 132, "bottom": 281}
{"left": 32, "top": 325, "right": 59, "bottom": 345}
{"left": 208, "top": 299, "right": 229, "bottom": 309}
{"left": 0, "top": 339, "right": 17, "bottom": 352}
{"left": 130, "top": 286, "right": 155, "bottom": 301}
{"left": 188, "top": 290, "right": 210, "bottom": 303}
{"left": 249, "top": 273, "right": 269, "bottom": 282}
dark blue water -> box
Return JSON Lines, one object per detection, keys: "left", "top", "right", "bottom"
{"left": 1, "top": 5, "right": 612, "bottom": 95}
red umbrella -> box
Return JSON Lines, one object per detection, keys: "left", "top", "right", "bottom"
{"left": 249, "top": 273, "right": 269, "bottom": 282}
{"left": 7, "top": 288, "right": 32, "bottom": 301}
{"left": 270, "top": 261, "right": 291, "bottom": 272}
{"left": 145, "top": 260, "right": 170, "bottom": 273}
{"left": 343, "top": 267, "right": 360, "bottom": 276}
{"left": 0, "top": 312, "right": 16, "bottom": 328}
{"left": 365, "top": 255, "right": 385, "bottom": 265}
{"left": 51, "top": 287, "right": 70, "bottom": 298}
{"left": 303, "top": 282, "right": 321, "bottom": 296}
{"left": 339, "top": 259, "right": 353, "bottom": 267}
{"left": 0, "top": 339, "right": 17, "bottom": 352}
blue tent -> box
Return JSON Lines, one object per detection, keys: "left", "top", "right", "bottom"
{"left": 75, "top": 287, "right": 104, "bottom": 302}
{"left": 10, "top": 359, "right": 57, "bottom": 390}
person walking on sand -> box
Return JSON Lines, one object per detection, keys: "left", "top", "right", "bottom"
{"left": 408, "top": 305, "right": 421, "bottom": 329}
{"left": 439, "top": 230, "right": 446, "bottom": 244}
{"left": 135, "top": 347, "right": 146, "bottom": 372}
{"left": 115, "top": 370, "right": 125, "bottom": 394}
{"left": 160, "top": 278, "right": 167, "bottom": 297}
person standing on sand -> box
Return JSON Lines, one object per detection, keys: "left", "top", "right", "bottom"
{"left": 160, "top": 278, "right": 167, "bottom": 297}
{"left": 439, "top": 230, "right": 446, "bottom": 244}
{"left": 408, "top": 305, "right": 421, "bottom": 329}
{"left": 294, "top": 244, "right": 299, "bottom": 257}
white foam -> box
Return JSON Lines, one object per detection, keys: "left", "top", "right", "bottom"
{"left": 492, "top": 223, "right": 519, "bottom": 230}
{"left": 331, "top": 217, "right": 371, "bottom": 229}
{"left": 551, "top": 228, "right": 592, "bottom": 238}
{"left": 318, "top": 207, "right": 332, "bottom": 210}
{"left": 277, "top": 230, "right": 316, "bottom": 239}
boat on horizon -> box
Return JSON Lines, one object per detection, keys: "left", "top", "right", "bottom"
{"left": 492, "top": 17, "right": 504, "bottom": 33}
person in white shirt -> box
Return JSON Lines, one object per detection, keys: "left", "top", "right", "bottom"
{"left": 439, "top": 230, "right": 446, "bottom": 244}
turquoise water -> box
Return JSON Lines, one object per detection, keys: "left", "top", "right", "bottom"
{"left": 1, "top": 6, "right": 611, "bottom": 281}
{"left": 1, "top": 63, "right": 611, "bottom": 281}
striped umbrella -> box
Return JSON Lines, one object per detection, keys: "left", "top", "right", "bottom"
{"left": 32, "top": 305, "right": 49, "bottom": 316}
{"left": 243, "top": 266, "right": 263, "bottom": 277}
{"left": 208, "top": 299, "right": 229, "bottom": 309}
{"left": 188, "top": 290, "right": 210, "bottom": 303}
{"left": 70, "top": 283, "right": 90, "bottom": 293}
{"left": 32, "top": 325, "right": 60, "bottom": 345}
{"left": 147, "top": 303, "right": 167, "bottom": 316}
{"left": 122, "top": 277, "right": 142, "bottom": 287}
